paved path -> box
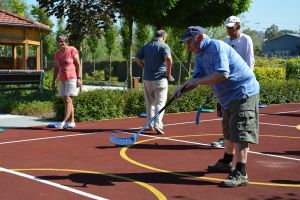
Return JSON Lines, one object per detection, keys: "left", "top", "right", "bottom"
{"left": 0, "top": 113, "right": 55, "bottom": 129}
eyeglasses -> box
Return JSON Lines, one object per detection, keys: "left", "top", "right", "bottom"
{"left": 57, "top": 40, "right": 66, "bottom": 44}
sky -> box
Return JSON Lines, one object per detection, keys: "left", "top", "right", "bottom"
{"left": 26, "top": 0, "right": 300, "bottom": 32}
{"left": 242, "top": 0, "right": 300, "bottom": 32}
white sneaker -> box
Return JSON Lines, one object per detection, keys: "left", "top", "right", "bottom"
{"left": 55, "top": 122, "right": 65, "bottom": 129}
{"left": 146, "top": 126, "right": 154, "bottom": 131}
{"left": 63, "top": 122, "right": 76, "bottom": 129}
{"left": 154, "top": 127, "right": 164, "bottom": 135}
{"left": 211, "top": 137, "right": 225, "bottom": 148}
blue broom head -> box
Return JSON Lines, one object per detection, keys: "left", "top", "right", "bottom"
{"left": 109, "top": 134, "right": 136, "bottom": 146}
{"left": 47, "top": 123, "right": 57, "bottom": 128}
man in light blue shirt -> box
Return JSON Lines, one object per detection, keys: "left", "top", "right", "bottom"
{"left": 174, "top": 26, "right": 259, "bottom": 188}
{"left": 212, "top": 15, "right": 256, "bottom": 148}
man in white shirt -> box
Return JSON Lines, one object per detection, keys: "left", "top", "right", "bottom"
{"left": 224, "top": 16, "right": 255, "bottom": 69}
{"left": 212, "top": 16, "right": 255, "bottom": 148}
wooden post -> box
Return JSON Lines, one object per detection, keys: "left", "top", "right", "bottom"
{"left": 13, "top": 45, "right": 17, "bottom": 69}
{"left": 24, "top": 43, "right": 29, "bottom": 70}
{"left": 36, "top": 45, "right": 40, "bottom": 70}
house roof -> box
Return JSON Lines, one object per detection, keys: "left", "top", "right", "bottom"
{"left": 0, "top": 9, "right": 51, "bottom": 32}
{"left": 264, "top": 33, "right": 300, "bottom": 43}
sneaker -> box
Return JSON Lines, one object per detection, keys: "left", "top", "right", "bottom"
{"left": 154, "top": 127, "right": 164, "bottom": 135}
{"left": 220, "top": 170, "right": 248, "bottom": 187}
{"left": 63, "top": 122, "right": 76, "bottom": 129}
{"left": 55, "top": 122, "right": 65, "bottom": 129}
{"left": 211, "top": 136, "right": 225, "bottom": 148}
{"left": 145, "top": 126, "right": 154, "bottom": 131}
{"left": 207, "top": 159, "right": 234, "bottom": 173}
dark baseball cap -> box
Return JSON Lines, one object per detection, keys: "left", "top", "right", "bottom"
{"left": 180, "top": 26, "right": 205, "bottom": 43}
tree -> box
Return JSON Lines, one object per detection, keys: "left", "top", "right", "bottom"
{"left": 0, "top": 0, "right": 28, "bottom": 17}
{"left": 135, "top": 23, "right": 152, "bottom": 50}
{"left": 264, "top": 24, "right": 282, "bottom": 40}
{"left": 37, "top": 0, "right": 116, "bottom": 48}
{"left": 56, "top": 17, "right": 68, "bottom": 36}
{"left": 0, "top": 0, "right": 12, "bottom": 11}
{"left": 205, "top": 26, "right": 227, "bottom": 40}
{"left": 37, "top": 0, "right": 252, "bottom": 87}
{"left": 30, "top": 5, "right": 55, "bottom": 60}
{"left": 86, "top": 35, "right": 99, "bottom": 81}
{"left": 120, "top": 19, "right": 130, "bottom": 83}
{"left": 163, "top": 27, "right": 189, "bottom": 84}
{"left": 104, "top": 22, "right": 118, "bottom": 80}
{"left": 243, "top": 28, "right": 264, "bottom": 56}
{"left": 280, "top": 29, "right": 296, "bottom": 35}
{"left": 111, "top": 0, "right": 178, "bottom": 88}
{"left": 11, "top": 0, "right": 27, "bottom": 17}
{"left": 113, "top": 0, "right": 251, "bottom": 87}
{"left": 152, "top": 0, "right": 251, "bottom": 28}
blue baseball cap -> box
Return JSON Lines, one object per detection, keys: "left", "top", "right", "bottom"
{"left": 180, "top": 26, "right": 205, "bottom": 43}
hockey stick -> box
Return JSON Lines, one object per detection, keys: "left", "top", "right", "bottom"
{"left": 195, "top": 93, "right": 214, "bottom": 125}
{"left": 109, "top": 96, "right": 176, "bottom": 146}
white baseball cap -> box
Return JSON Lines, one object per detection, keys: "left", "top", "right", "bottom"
{"left": 225, "top": 16, "right": 240, "bottom": 27}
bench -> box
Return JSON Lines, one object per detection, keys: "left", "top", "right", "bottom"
{"left": 0, "top": 70, "right": 44, "bottom": 93}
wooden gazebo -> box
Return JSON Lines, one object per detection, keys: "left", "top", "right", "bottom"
{"left": 0, "top": 9, "right": 51, "bottom": 70}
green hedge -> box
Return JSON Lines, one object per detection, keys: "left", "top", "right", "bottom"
{"left": 254, "top": 66, "right": 286, "bottom": 82}
{"left": 52, "top": 86, "right": 216, "bottom": 121}
{"left": 0, "top": 90, "right": 55, "bottom": 118}
{"left": 0, "top": 79, "right": 299, "bottom": 121}
{"left": 282, "top": 58, "right": 300, "bottom": 80}
{"left": 255, "top": 57, "right": 300, "bottom": 80}
{"left": 260, "top": 80, "right": 300, "bottom": 104}
{"left": 51, "top": 80, "right": 300, "bottom": 122}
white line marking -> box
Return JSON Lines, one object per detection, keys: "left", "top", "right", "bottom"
{"left": 260, "top": 122, "right": 296, "bottom": 128}
{"left": 0, "top": 167, "right": 108, "bottom": 200}
{"left": 260, "top": 109, "right": 300, "bottom": 115}
{"left": 0, "top": 109, "right": 299, "bottom": 161}
{"left": 0, "top": 132, "right": 109, "bottom": 145}
{"left": 115, "top": 130, "right": 300, "bottom": 162}
{"left": 248, "top": 151, "right": 300, "bottom": 162}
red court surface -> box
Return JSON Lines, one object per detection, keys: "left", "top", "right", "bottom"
{"left": 0, "top": 103, "right": 300, "bottom": 200}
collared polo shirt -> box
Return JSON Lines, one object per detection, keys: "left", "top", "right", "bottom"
{"left": 135, "top": 38, "right": 171, "bottom": 80}
{"left": 192, "top": 36, "right": 259, "bottom": 109}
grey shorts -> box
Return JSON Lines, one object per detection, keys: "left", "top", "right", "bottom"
{"left": 58, "top": 79, "right": 79, "bottom": 97}
{"left": 222, "top": 94, "right": 259, "bottom": 144}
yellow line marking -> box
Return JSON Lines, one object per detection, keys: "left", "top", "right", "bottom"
{"left": 260, "top": 134, "right": 300, "bottom": 139}
{"left": 121, "top": 134, "right": 300, "bottom": 188}
{"left": 12, "top": 168, "right": 166, "bottom": 200}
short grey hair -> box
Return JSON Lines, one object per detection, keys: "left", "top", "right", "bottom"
{"left": 155, "top": 30, "right": 168, "bottom": 38}
{"left": 56, "top": 34, "right": 69, "bottom": 44}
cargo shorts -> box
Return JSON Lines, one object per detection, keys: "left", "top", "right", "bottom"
{"left": 222, "top": 94, "right": 259, "bottom": 144}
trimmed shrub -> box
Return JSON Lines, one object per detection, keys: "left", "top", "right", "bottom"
{"left": 0, "top": 90, "right": 55, "bottom": 118}
{"left": 283, "top": 58, "right": 300, "bottom": 80}
{"left": 54, "top": 89, "right": 127, "bottom": 121}
{"left": 260, "top": 80, "right": 300, "bottom": 104}
{"left": 254, "top": 66, "right": 286, "bottom": 82}
{"left": 255, "top": 57, "right": 300, "bottom": 80}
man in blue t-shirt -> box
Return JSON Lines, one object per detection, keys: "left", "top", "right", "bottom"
{"left": 135, "top": 30, "right": 173, "bottom": 135}
{"left": 173, "top": 26, "right": 260, "bottom": 188}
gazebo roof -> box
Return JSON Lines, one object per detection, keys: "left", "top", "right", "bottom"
{"left": 0, "top": 9, "right": 51, "bottom": 32}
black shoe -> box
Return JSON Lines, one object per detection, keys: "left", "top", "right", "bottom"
{"left": 207, "top": 159, "right": 234, "bottom": 173}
